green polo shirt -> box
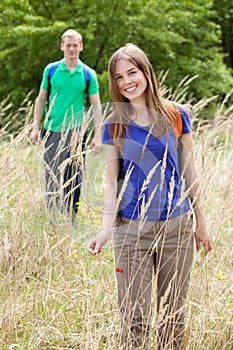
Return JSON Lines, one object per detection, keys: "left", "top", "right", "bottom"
{"left": 41, "top": 59, "right": 99, "bottom": 132}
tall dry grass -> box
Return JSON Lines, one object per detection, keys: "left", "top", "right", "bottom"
{"left": 0, "top": 88, "right": 232, "bottom": 349}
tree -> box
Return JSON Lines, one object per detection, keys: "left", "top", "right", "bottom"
{"left": 214, "top": 0, "right": 233, "bottom": 69}
{"left": 124, "top": 0, "right": 232, "bottom": 100}
{"left": 0, "top": 0, "right": 232, "bottom": 131}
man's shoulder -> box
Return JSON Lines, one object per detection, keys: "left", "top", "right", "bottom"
{"left": 47, "top": 60, "right": 63, "bottom": 69}
{"left": 79, "top": 60, "right": 96, "bottom": 75}
{"left": 43, "top": 60, "right": 63, "bottom": 75}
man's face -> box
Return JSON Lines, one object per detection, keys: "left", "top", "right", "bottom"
{"left": 60, "top": 37, "right": 83, "bottom": 60}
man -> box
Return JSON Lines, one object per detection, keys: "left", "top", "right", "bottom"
{"left": 31, "top": 29, "right": 102, "bottom": 215}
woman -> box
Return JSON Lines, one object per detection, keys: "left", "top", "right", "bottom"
{"left": 87, "top": 43, "right": 212, "bottom": 349}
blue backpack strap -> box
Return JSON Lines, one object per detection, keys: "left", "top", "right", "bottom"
{"left": 83, "top": 64, "right": 91, "bottom": 95}
{"left": 48, "top": 61, "right": 60, "bottom": 80}
{"left": 47, "top": 60, "right": 61, "bottom": 106}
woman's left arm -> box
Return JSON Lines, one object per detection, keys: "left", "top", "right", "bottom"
{"left": 180, "top": 132, "right": 212, "bottom": 255}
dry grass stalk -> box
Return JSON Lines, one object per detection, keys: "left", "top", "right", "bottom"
{"left": 0, "top": 77, "right": 232, "bottom": 348}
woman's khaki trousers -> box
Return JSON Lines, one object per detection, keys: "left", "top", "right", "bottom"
{"left": 114, "top": 213, "right": 194, "bottom": 350}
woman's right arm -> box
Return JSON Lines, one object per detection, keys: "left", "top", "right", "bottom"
{"left": 87, "top": 144, "right": 119, "bottom": 256}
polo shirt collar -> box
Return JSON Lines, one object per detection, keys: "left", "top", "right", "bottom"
{"left": 60, "top": 58, "right": 84, "bottom": 73}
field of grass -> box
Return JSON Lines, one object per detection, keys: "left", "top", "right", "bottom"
{"left": 0, "top": 95, "right": 232, "bottom": 349}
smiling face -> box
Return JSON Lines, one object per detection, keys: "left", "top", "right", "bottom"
{"left": 114, "top": 58, "right": 148, "bottom": 106}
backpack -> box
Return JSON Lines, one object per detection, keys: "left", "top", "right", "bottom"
{"left": 172, "top": 107, "right": 183, "bottom": 173}
{"left": 117, "top": 109, "right": 183, "bottom": 197}
{"left": 46, "top": 60, "right": 91, "bottom": 106}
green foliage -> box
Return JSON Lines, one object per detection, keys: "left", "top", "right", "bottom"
{"left": 0, "top": 0, "right": 232, "bottom": 132}
{"left": 214, "top": 0, "right": 233, "bottom": 68}
{"left": 130, "top": 0, "right": 232, "bottom": 99}
{"left": 0, "top": 0, "right": 31, "bottom": 27}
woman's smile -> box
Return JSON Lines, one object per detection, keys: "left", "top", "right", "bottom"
{"left": 125, "top": 85, "right": 137, "bottom": 93}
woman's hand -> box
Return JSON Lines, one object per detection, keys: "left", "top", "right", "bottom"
{"left": 86, "top": 229, "right": 111, "bottom": 256}
{"left": 194, "top": 224, "right": 212, "bottom": 256}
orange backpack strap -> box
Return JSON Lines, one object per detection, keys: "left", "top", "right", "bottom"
{"left": 171, "top": 105, "right": 183, "bottom": 148}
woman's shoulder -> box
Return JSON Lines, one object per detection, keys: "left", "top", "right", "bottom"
{"left": 103, "top": 112, "right": 117, "bottom": 125}
{"left": 169, "top": 101, "right": 190, "bottom": 115}
{"left": 177, "top": 103, "right": 192, "bottom": 134}
{"left": 168, "top": 101, "right": 192, "bottom": 134}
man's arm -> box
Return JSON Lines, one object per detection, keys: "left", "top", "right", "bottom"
{"left": 31, "top": 88, "right": 47, "bottom": 145}
{"left": 89, "top": 93, "right": 102, "bottom": 155}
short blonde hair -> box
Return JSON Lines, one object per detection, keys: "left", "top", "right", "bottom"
{"left": 61, "top": 29, "right": 82, "bottom": 43}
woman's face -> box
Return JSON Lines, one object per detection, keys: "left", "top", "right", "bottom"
{"left": 114, "top": 58, "right": 147, "bottom": 106}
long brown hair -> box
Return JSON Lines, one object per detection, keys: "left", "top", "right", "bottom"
{"left": 108, "top": 43, "right": 181, "bottom": 152}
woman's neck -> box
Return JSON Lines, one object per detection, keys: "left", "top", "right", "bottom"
{"left": 131, "top": 104, "right": 153, "bottom": 127}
